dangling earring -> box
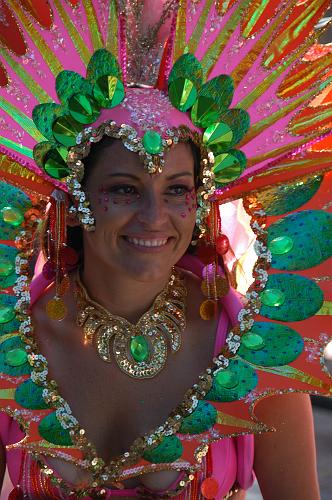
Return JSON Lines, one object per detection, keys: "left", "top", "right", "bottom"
{"left": 44, "top": 190, "right": 78, "bottom": 321}
{"left": 199, "top": 201, "right": 230, "bottom": 320}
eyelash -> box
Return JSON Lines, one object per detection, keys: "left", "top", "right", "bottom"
{"left": 108, "top": 184, "right": 193, "bottom": 196}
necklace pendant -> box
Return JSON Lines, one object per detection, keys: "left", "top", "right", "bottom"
{"left": 75, "top": 270, "right": 187, "bottom": 379}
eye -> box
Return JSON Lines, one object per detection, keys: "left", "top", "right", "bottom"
{"left": 109, "top": 185, "right": 138, "bottom": 195}
{"left": 167, "top": 185, "right": 194, "bottom": 196}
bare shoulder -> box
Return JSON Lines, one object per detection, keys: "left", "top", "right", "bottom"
{"left": 254, "top": 393, "right": 320, "bottom": 500}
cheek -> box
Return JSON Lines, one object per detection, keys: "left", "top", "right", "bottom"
{"left": 95, "top": 186, "right": 139, "bottom": 213}
{"left": 180, "top": 189, "right": 198, "bottom": 219}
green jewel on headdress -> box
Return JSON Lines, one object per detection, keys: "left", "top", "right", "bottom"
{"left": 32, "top": 49, "right": 125, "bottom": 181}
{"left": 168, "top": 53, "right": 250, "bottom": 187}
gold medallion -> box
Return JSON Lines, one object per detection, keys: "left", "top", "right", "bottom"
{"left": 46, "top": 297, "right": 67, "bottom": 321}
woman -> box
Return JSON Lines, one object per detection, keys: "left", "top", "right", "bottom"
{"left": 0, "top": 137, "right": 320, "bottom": 499}
{"left": 0, "top": 1, "right": 330, "bottom": 498}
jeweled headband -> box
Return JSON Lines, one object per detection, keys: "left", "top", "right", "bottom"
{"left": 31, "top": 48, "right": 249, "bottom": 231}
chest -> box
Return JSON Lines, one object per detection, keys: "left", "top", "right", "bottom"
{"left": 33, "top": 306, "right": 218, "bottom": 463}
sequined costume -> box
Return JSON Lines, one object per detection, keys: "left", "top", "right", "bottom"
{"left": 0, "top": 1, "right": 331, "bottom": 499}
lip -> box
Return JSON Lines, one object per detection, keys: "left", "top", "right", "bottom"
{"left": 121, "top": 235, "right": 172, "bottom": 253}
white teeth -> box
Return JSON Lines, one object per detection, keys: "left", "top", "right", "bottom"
{"left": 127, "top": 237, "right": 168, "bottom": 248}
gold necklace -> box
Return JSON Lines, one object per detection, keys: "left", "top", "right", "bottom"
{"left": 75, "top": 269, "right": 187, "bottom": 379}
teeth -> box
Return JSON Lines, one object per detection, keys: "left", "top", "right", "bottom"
{"left": 127, "top": 237, "right": 168, "bottom": 247}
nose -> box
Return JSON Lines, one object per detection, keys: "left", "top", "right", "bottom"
{"left": 136, "top": 190, "right": 168, "bottom": 227}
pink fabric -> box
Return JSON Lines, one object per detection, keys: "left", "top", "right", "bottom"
{"left": 1, "top": 254, "right": 254, "bottom": 497}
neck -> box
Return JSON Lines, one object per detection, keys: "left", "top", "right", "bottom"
{"left": 80, "top": 265, "right": 173, "bottom": 324}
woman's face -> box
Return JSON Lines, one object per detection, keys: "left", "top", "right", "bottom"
{"left": 83, "top": 140, "right": 197, "bottom": 282}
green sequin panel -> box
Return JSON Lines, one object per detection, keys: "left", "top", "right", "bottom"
{"left": 203, "top": 122, "right": 234, "bottom": 152}
{"left": 56, "top": 70, "right": 93, "bottom": 104}
{"left": 214, "top": 108, "right": 250, "bottom": 151}
{"left": 259, "top": 274, "right": 324, "bottom": 322}
{"left": 86, "top": 48, "right": 121, "bottom": 84}
{"left": 179, "top": 400, "right": 217, "bottom": 434}
{"left": 68, "top": 93, "right": 100, "bottom": 124}
{"left": 191, "top": 75, "right": 234, "bottom": 128}
{"left": 143, "top": 435, "right": 183, "bottom": 464}
{"left": 169, "top": 54, "right": 203, "bottom": 88}
{"left": 0, "top": 183, "right": 31, "bottom": 241}
{"left": 168, "top": 78, "right": 198, "bottom": 112}
{"left": 213, "top": 149, "right": 246, "bottom": 185}
{"left": 15, "top": 379, "right": 49, "bottom": 409}
{"left": 0, "top": 244, "right": 17, "bottom": 289}
{"left": 93, "top": 76, "right": 125, "bottom": 109}
{"left": 256, "top": 176, "right": 322, "bottom": 216}
{"left": 205, "top": 358, "right": 258, "bottom": 403}
{"left": 38, "top": 412, "right": 73, "bottom": 446}
{"left": 268, "top": 210, "right": 332, "bottom": 271}
{"left": 43, "top": 147, "right": 70, "bottom": 180}
{"left": 52, "top": 116, "right": 83, "bottom": 147}
{"left": 0, "top": 336, "right": 31, "bottom": 376}
{"left": 168, "top": 54, "right": 203, "bottom": 111}
{"left": 33, "top": 141, "right": 53, "bottom": 169}
{"left": 0, "top": 294, "right": 19, "bottom": 335}
{"left": 32, "top": 103, "right": 65, "bottom": 141}
{"left": 238, "top": 322, "right": 304, "bottom": 366}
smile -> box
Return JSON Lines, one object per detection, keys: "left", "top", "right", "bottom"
{"left": 124, "top": 236, "right": 169, "bottom": 248}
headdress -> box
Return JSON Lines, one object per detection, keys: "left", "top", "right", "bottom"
{"left": 0, "top": 0, "right": 331, "bottom": 495}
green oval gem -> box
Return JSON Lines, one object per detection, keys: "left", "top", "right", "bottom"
{"left": 142, "top": 130, "right": 163, "bottom": 155}
{"left": 130, "top": 335, "right": 149, "bottom": 362}
{"left": 268, "top": 236, "right": 294, "bottom": 255}
{"left": 241, "top": 333, "right": 265, "bottom": 351}
{"left": 0, "top": 259, "right": 14, "bottom": 277}
{"left": 93, "top": 75, "right": 125, "bottom": 108}
{"left": 168, "top": 78, "right": 197, "bottom": 111}
{"left": 5, "top": 348, "right": 27, "bottom": 367}
{"left": 68, "top": 93, "right": 100, "bottom": 124}
{"left": 215, "top": 369, "right": 239, "bottom": 389}
{"left": 52, "top": 116, "right": 83, "bottom": 147}
{"left": 0, "top": 304, "right": 15, "bottom": 324}
{"left": 43, "top": 147, "right": 70, "bottom": 180}
{"left": 1, "top": 206, "right": 24, "bottom": 227}
{"left": 203, "top": 122, "right": 233, "bottom": 152}
{"left": 260, "top": 288, "right": 285, "bottom": 307}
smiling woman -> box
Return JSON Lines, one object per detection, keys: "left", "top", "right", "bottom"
{"left": 0, "top": 1, "right": 331, "bottom": 500}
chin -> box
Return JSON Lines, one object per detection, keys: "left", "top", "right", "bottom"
{"left": 121, "top": 262, "right": 173, "bottom": 283}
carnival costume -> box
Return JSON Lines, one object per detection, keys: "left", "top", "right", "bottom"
{"left": 0, "top": 0, "right": 331, "bottom": 498}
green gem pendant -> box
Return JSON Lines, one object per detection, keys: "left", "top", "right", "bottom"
{"left": 130, "top": 335, "right": 150, "bottom": 363}
{"left": 142, "top": 130, "right": 163, "bottom": 155}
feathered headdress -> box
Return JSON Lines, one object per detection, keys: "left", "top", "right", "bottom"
{"left": 0, "top": 0, "right": 331, "bottom": 495}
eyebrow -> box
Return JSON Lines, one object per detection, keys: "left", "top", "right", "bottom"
{"left": 106, "top": 172, "right": 193, "bottom": 180}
